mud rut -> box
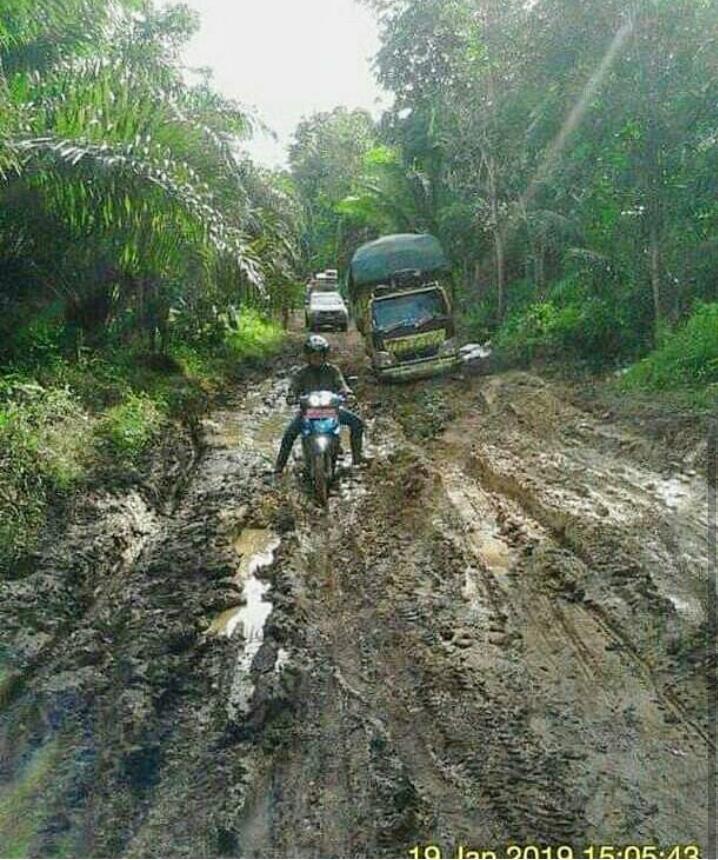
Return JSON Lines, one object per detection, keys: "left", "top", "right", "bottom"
{"left": 0, "top": 326, "right": 714, "bottom": 859}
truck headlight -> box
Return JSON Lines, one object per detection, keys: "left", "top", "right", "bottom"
{"left": 439, "top": 337, "right": 458, "bottom": 356}
{"left": 375, "top": 351, "right": 395, "bottom": 368}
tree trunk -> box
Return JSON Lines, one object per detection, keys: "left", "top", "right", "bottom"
{"left": 494, "top": 228, "right": 505, "bottom": 320}
{"left": 650, "top": 221, "right": 661, "bottom": 327}
{"left": 137, "top": 276, "right": 145, "bottom": 343}
{"left": 537, "top": 240, "right": 546, "bottom": 299}
{"left": 483, "top": 149, "right": 506, "bottom": 320}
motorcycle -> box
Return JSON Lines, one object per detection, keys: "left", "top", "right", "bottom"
{"left": 297, "top": 390, "right": 345, "bottom": 505}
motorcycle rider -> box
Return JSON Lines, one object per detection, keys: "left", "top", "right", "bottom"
{"left": 274, "top": 335, "right": 365, "bottom": 475}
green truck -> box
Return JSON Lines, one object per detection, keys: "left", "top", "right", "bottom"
{"left": 347, "top": 233, "right": 460, "bottom": 381}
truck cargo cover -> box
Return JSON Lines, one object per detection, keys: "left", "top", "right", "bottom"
{"left": 349, "top": 234, "right": 449, "bottom": 288}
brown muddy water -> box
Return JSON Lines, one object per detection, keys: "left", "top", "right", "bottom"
{"left": 0, "top": 329, "right": 715, "bottom": 858}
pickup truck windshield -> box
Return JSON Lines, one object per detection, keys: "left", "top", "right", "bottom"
{"left": 372, "top": 289, "right": 447, "bottom": 332}
{"left": 311, "top": 292, "right": 345, "bottom": 308}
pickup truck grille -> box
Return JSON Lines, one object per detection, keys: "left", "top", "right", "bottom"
{"left": 388, "top": 342, "right": 441, "bottom": 362}
{"left": 316, "top": 312, "right": 345, "bottom": 323}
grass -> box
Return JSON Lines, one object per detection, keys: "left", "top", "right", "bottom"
{"left": 95, "top": 392, "right": 165, "bottom": 458}
{"left": 474, "top": 280, "right": 718, "bottom": 410}
{"left": 224, "top": 308, "right": 285, "bottom": 362}
{"left": 0, "top": 310, "right": 286, "bottom": 573}
{"left": 0, "top": 383, "right": 92, "bottom": 568}
{"left": 619, "top": 303, "right": 718, "bottom": 408}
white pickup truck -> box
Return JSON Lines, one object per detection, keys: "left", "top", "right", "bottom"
{"left": 305, "top": 291, "right": 349, "bottom": 332}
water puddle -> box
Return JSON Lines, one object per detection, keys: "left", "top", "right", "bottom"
{"left": 208, "top": 410, "right": 290, "bottom": 458}
{"left": 203, "top": 379, "right": 294, "bottom": 458}
{"left": 444, "top": 470, "right": 513, "bottom": 577}
{"left": 668, "top": 593, "right": 703, "bottom": 619}
{"left": 208, "top": 528, "right": 281, "bottom": 717}
{"left": 652, "top": 477, "right": 693, "bottom": 511}
{"left": 472, "top": 530, "right": 512, "bottom": 575}
{"left": 208, "top": 529, "right": 280, "bottom": 638}
{"left": 254, "top": 413, "right": 292, "bottom": 455}
{"left": 274, "top": 647, "right": 290, "bottom": 672}
{"left": 462, "top": 566, "right": 480, "bottom": 601}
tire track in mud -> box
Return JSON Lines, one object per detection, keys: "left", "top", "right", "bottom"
{"left": 581, "top": 600, "right": 714, "bottom": 749}
{"left": 229, "top": 416, "right": 594, "bottom": 854}
{"left": 463, "top": 437, "right": 714, "bottom": 753}
{"left": 434, "top": 447, "right": 711, "bottom": 844}
{"left": 183, "top": 355, "right": 711, "bottom": 855}
{"left": 1, "top": 337, "right": 713, "bottom": 857}
{"left": 0, "top": 420, "right": 203, "bottom": 716}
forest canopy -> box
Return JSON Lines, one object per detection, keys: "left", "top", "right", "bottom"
{"left": 289, "top": 0, "right": 718, "bottom": 373}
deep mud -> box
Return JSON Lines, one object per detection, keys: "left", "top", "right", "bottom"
{"left": 0, "top": 325, "right": 715, "bottom": 859}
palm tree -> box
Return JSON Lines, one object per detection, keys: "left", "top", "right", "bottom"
{"left": 0, "top": 1, "right": 299, "bottom": 353}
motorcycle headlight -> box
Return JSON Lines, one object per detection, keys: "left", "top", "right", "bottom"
{"left": 439, "top": 337, "right": 458, "bottom": 356}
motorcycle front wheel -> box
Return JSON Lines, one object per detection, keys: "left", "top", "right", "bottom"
{"left": 312, "top": 451, "right": 329, "bottom": 506}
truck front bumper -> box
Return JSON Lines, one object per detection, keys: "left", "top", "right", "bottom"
{"left": 374, "top": 353, "right": 461, "bottom": 382}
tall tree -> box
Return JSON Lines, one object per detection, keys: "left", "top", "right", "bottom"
{"left": 288, "top": 107, "right": 377, "bottom": 272}
{"left": 0, "top": 1, "right": 300, "bottom": 354}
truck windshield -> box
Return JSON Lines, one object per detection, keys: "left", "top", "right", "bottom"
{"left": 372, "top": 289, "right": 448, "bottom": 333}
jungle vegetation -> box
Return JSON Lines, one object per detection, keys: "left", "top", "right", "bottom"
{"left": 0, "top": 0, "right": 300, "bottom": 568}
{"left": 1, "top": 0, "right": 716, "bottom": 568}
{"left": 289, "top": 0, "right": 718, "bottom": 383}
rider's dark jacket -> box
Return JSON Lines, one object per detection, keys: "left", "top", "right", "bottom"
{"left": 288, "top": 363, "right": 350, "bottom": 401}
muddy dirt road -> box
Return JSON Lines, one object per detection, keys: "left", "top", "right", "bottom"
{"left": 0, "top": 325, "right": 715, "bottom": 858}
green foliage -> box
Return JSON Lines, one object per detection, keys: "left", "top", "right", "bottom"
{"left": 224, "top": 308, "right": 284, "bottom": 362}
{"left": 621, "top": 304, "right": 718, "bottom": 394}
{"left": 337, "top": 143, "right": 440, "bottom": 237}
{"left": 288, "top": 107, "right": 378, "bottom": 272}
{"left": 494, "top": 276, "right": 635, "bottom": 368}
{"left": 0, "top": 0, "right": 300, "bottom": 356}
{"left": 345, "top": 0, "right": 718, "bottom": 382}
{"left": 0, "top": 380, "right": 89, "bottom": 567}
{"left": 170, "top": 308, "right": 284, "bottom": 392}
{"left": 0, "top": 307, "right": 286, "bottom": 571}
{"left": 0, "top": 0, "right": 300, "bottom": 572}
{"left": 458, "top": 303, "right": 494, "bottom": 344}
{"left": 95, "top": 392, "right": 165, "bottom": 458}
{"left": 5, "top": 308, "right": 70, "bottom": 364}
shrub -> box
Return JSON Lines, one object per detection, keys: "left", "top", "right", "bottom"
{"left": 621, "top": 303, "right": 718, "bottom": 393}
{"left": 224, "top": 308, "right": 284, "bottom": 362}
{"left": 494, "top": 276, "right": 634, "bottom": 368}
{"left": 0, "top": 381, "right": 90, "bottom": 569}
{"left": 94, "top": 392, "right": 166, "bottom": 458}
{"left": 3, "top": 306, "right": 70, "bottom": 365}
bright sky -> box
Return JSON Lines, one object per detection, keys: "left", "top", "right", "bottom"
{"left": 181, "top": 0, "right": 389, "bottom": 169}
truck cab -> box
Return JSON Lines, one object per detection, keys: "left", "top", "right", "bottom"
{"left": 348, "top": 235, "right": 460, "bottom": 381}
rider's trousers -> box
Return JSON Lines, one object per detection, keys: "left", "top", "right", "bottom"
{"left": 275, "top": 408, "right": 364, "bottom": 471}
